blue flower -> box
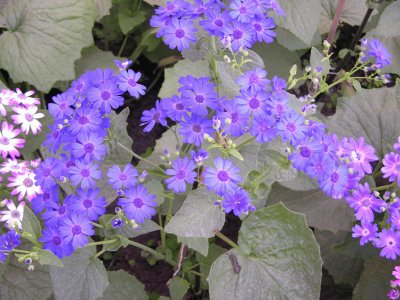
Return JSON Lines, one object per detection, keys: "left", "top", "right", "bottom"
{"left": 352, "top": 221, "right": 377, "bottom": 246}
{"left": 251, "top": 16, "right": 276, "bottom": 43}
{"left": 68, "top": 107, "right": 104, "bottom": 136}
{"left": 165, "top": 157, "right": 197, "bottom": 192}
{"left": 203, "top": 157, "right": 242, "bottom": 196}
{"left": 154, "top": 0, "right": 190, "bottom": 19}
{"left": 31, "top": 186, "right": 60, "bottom": 214}
{"left": 178, "top": 114, "right": 213, "bottom": 146}
{"left": 162, "top": 18, "right": 197, "bottom": 51}
{"left": 48, "top": 93, "right": 75, "bottom": 120}
{"left": 118, "top": 184, "right": 157, "bottom": 224}
{"left": 107, "top": 164, "right": 138, "bottom": 189}
{"left": 368, "top": 39, "right": 392, "bottom": 67}
{"left": 87, "top": 81, "right": 124, "bottom": 114}
{"left": 199, "top": 6, "right": 231, "bottom": 37}
{"left": 250, "top": 115, "right": 277, "bottom": 143}
{"left": 320, "top": 164, "right": 349, "bottom": 199}
{"left": 34, "top": 158, "right": 63, "bottom": 190}
{"left": 276, "top": 110, "right": 308, "bottom": 143}
{"left": 65, "top": 188, "right": 106, "bottom": 221}
{"left": 217, "top": 101, "right": 248, "bottom": 137}
{"left": 42, "top": 200, "right": 69, "bottom": 226}
{"left": 60, "top": 213, "right": 95, "bottom": 249}
{"left": 140, "top": 100, "right": 168, "bottom": 132}
{"left": 236, "top": 67, "right": 269, "bottom": 94}
{"left": 222, "top": 20, "right": 254, "bottom": 51}
{"left": 69, "top": 160, "right": 102, "bottom": 189}
{"left": 222, "top": 188, "right": 251, "bottom": 216}
{"left": 374, "top": 228, "right": 400, "bottom": 260}
{"left": 229, "top": 0, "right": 256, "bottom": 23}
{"left": 71, "top": 132, "right": 107, "bottom": 163}
{"left": 118, "top": 70, "right": 146, "bottom": 99}
{"left": 39, "top": 227, "right": 73, "bottom": 258}
{"left": 289, "top": 137, "right": 324, "bottom": 172}
{"left": 235, "top": 90, "right": 268, "bottom": 118}
{"left": 160, "top": 95, "right": 188, "bottom": 121}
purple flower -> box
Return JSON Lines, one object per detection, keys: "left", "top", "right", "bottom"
{"left": 276, "top": 110, "right": 308, "bottom": 143}
{"left": 31, "top": 186, "right": 60, "bottom": 215}
{"left": 154, "top": 0, "right": 189, "bottom": 19}
{"left": 229, "top": 0, "right": 256, "bottom": 23}
{"left": 34, "top": 158, "right": 63, "bottom": 190}
{"left": 222, "top": 188, "right": 251, "bottom": 216}
{"left": 48, "top": 93, "right": 75, "bottom": 120}
{"left": 118, "top": 184, "right": 157, "bottom": 224}
{"left": 346, "top": 183, "right": 386, "bottom": 222}
{"left": 203, "top": 157, "right": 242, "bottom": 196}
{"left": 118, "top": 70, "right": 146, "bottom": 99}
{"left": 88, "top": 68, "right": 116, "bottom": 86}
{"left": 320, "top": 164, "right": 349, "bottom": 199}
{"left": 388, "top": 289, "right": 400, "bottom": 300}
{"left": 39, "top": 227, "right": 73, "bottom": 258}
{"left": 375, "top": 228, "right": 400, "bottom": 260}
{"left": 69, "top": 160, "right": 102, "bottom": 189}
{"left": 190, "top": 149, "right": 209, "bottom": 164}
{"left": 266, "top": 0, "right": 285, "bottom": 16}
{"left": 42, "top": 200, "right": 69, "bottom": 226}
{"left": 71, "top": 132, "right": 107, "bottom": 163}
{"left": 289, "top": 137, "right": 324, "bottom": 172}
{"left": 351, "top": 221, "right": 377, "bottom": 246}
{"left": 140, "top": 100, "right": 167, "bottom": 132}
{"left": 235, "top": 90, "right": 268, "bottom": 118}
{"left": 223, "top": 20, "right": 254, "bottom": 51}
{"left": 368, "top": 39, "right": 392, "bottom": 67}
{"left": 199, "top": 7, "right": 231, "bottom": 37}
{"left": 236, "top": 67, "right": 270, "bottom": 94}
{"left": 0, "top": 229, "right": 20, "bottom": 251}
{"left": 66, "top": 188, "right": 106, "bottom": 221}
{"left": 87, "top": 81, "right": 124, "bottom": 114}
{"left": 165, "top": 157, "right": 197, "bottom": 193}
{"left": 180, "top": 77, "right": 219, "bottom": 116}
{"left": 68, "top": 73, "right": 90, "bottom": 98}
{"left": 44, "top": 124, "right": 64, "bottom": 154}
{"left": 68, "top": 107, "right": 104, "bottom": 136}
{"left": 382, "top": 152, "right": 400, "bottom": 185}
{"left": 163, "top": 18, "right": 197, "bottom": 51}
{"left": 305, "top": 154, "right": 335, "bottom": 182}
{"left": 265, "top": 92, "right": 289, "bottom": 118}
{"left": 160, "top": 95, "right": 188, "bottom": 121}
{"left": 60, "top": 214, "right": 95, "bottom": 249}
{"left": 178, "top": 114, "right": 213, "bottom": 146}
{"left": 250, "top": 115, "right": 277, "bottom": 143}
{"left": 343, "top": 137, "right": 378, "bottom": 176}
{"left": 252, "top": 16, "right": 276, "bottom": 43}
{"left": 217, "top": 101, "right": 249, "bottom": 137}
{"left": 107, "top": 164, "right": 138, "bottom": 189}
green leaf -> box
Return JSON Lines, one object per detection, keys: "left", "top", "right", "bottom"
{"left": 75, "top": 45, "right": 120, "bottom": 76}
{"left": 115, "top": 219, "right": 160, "bottom": 238}
{"left": 37, "top": 249, "right": 64, "bottom": 268}
{"left": 100, "top": 270, "right": 147, "bottom": 300}
{"left": 279, "top": 172, "right": 319, "bottom": 191}
{"left": 208, "top": 203, "right": 322, "bottom": 300}
{"left": 314, "top": 230, "right": 363, "bottom": 287}
{"left": 158, "top": 59, "right": 209, "bottom": 99}
{"left": 252, "top": 41, "right": 301, "bottom": 80}
{"left": 143, "top": 0, "right": 166, "bottom": 6}
{"left": 21, "top": 207, "right": 41, "bottom": 243}
{"left": 319, "top": 0, "right": 373, "bottom": 34}
{"left": 0, "top": 254, "right": 53, "bottom": 300}
{"left": 353, "top": 258, "right": 397, "bottom": 299}
{"left": 367, "top": 1, "right": 400, "bottom": 74}
{"left": 118, "top": 10, "right": 146, "bottom": 35}
{"left": 93, "top": 0, "right": 112, "bottom": 21}
{"left": 0, "top": 0, "right": 96, "bottom": 92}
{"left": 268, "top": 183, "right": 355, "bottom": 233}
{"left": 50, "top": 247, "right": 109, "bottom": 300}
{"left": 168, "top": 277, "right": 190, "bottom": 300}
{"left": 323, "top": 86, "right": 400, "bottom": 157}
{"left": 165, "top": 188, "right": 225, "bottom": 238}
{"left": 177, "top": 236, "right": 209, "bottom": 256}
{"left": 196, "top": 243, "right": 226, "bottom": 283}
{"left": 19, "top": 109, "right": 51, "bottom": 160}
{"left": 310, "top": 47, "right": 330, "bottom": 76}
{"left": 352, "top": 79, "right": 362, "bottom": 93}
{"left": 271, "top": 0, "right": 321, "bottom": 49}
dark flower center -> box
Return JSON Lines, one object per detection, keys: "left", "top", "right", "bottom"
{"left": 175, "top": 29, "right": 185, "bottom": 38}
{"left": 84, "top": 143, "right": 94, "bottom": 153}
{"left": 25, "top": 113, "right": 34, "bottom": 121}
{"left": 58, "top": 206, "right": 66, "bottom": 215}
{"left": 52, "top": 236, "right": 62, "bottom": 246}
{"left": 330, "top": 172, "right": 339, "bottom": 183}
{"left": 133, "top": 197, "right": 144, "bottom": 208}
{"left": 72, "top": 225, "right": 81, "bottom": 235}
{"left": 59, "top": 102, "right": 67, "bottom": 110}
{"left": 101, "top": 91, "right": 111, "bottom": 101}
{"left": 192, "top": 124, "right": 202, "bottom": 133}
{"left": 231, "top": 112, "right": 239, "bottom": 123}
{"left": 176, "top": 103, "right": 184, "bottom": 110}
{"left": 249, "top": 97, "right": 260, "bottom": 109}
{"left": 233, "top": 29, "right": 243, "bottom": 39}
{"left": 83, "top": 198, "right": 93, "bottom": 208}
{"left": 23, "top": 178, "right": 33, "bottom": 187}
{"left": 286, "top": 123, "right": 296, "bottom": 132}
{"left": 214, "top": 19, "right": 223, "bottom": 27}
{"left": 11, "top": 210, "right": 20, "bottom": 219}
{"left": 176, "top": 169, "right": 186, "bottom": 180}
{"left": 118, "top": 173, "right": 128, "bottom": 181}
{"left": 254, "top": 23, "right": 262, "bottom": 31}
{"left": 217, "top": 170, "right": 229, "bottom": 182}
{"left": 239, "top": 6, "right": 247, "bottom": 13}
{"left": 42, "top": 168, "right": 51, "bottom": 177}
{"left": 81, "top": 168, "right": 90, "bottom": 177}
{"left": 195, "top": 95, "right": 205, "bottom": 103}
{"left": 0, "top": 137, "right": 9, "bottom": 145}
{"left": 300, "top": 146, "right": 311, "bottom": 158}
{"left": 79, "top": 116, "right": 89, "bottom": 125}
{"left": 128, "top": 79, "right": 137, "bottom": 87}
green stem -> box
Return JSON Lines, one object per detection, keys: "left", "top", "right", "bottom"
{"left": 117, "top": 142, "right": 165, "bottom": 172}
{"left": 371, "top": 182, "right": 397, "bottom": 192}
{"left": 117, "top": 35, "right": 129, "bottom": 57}
{"left": 91, "top": 222, "right": 104, "bottom": 229}
{"left": 188, "top": 270, "right": 203, "bottom": 277}
{"left": 372, "top": 161, "right": 383, "bottom": 178}
{"left": 236, "top": 136, "right": 256, "bottom": 150}
{"left": 214, "top": 231, "right": 238, "bottom": 248}
{"left": 94, "top": 249, "right": 107, "bottom": 259}
{"left": 158, "top": 210, "right": 166, "bottom": 252}
{"left": 11, "top": 249, "right": 31, "bottom": 254}
{"left": 85, "top": 239, "right": 118, "bottom": 248}
{"left": 125, "top": 240, "right": 176, "bottom": 266}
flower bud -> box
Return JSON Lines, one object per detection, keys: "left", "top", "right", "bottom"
{"left": 225, "top": 118, "right": 232, "bottom": 125}
{"left": 224, "top": 55, "right": 231, "bottom": 64}
{"left": 373, "top": 191, "right": 380, "bottom": 197}
{"left": 305, "top": 65, "right": 312, "bottom": 73}
{"left": 25, "top": 258, "right": 32, "bottom": 265}
{"left": 323, "top": 40, "right": 330, "bottom": 49}
{"left": 28, "top": 265, "right": 34, "bottom": 272}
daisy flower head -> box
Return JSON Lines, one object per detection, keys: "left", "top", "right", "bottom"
{"left": 165, "top": 157, "right": 197, "bottom": 193}
{"left": 68, "top": 160, "right": 102, "bottom": 189}
{"left": 87, "top": 81, "right": 124, "bottom": 114}
{"left": 7, "top": 170, "right": 42, "bottom": 201}
{"left": 374, "top": 228, "right": 400, "bottom": 260}
{"left": 343, "top": 137, "right": 378, "bottom": 176}
{"left": 0, "top": 200, "right": 24, "bottom": 229}
{"left": 178, "top": 114, "right": 213, "bottom": 147}
{"left": 48, "top": 93, "right": 75, "bottom": 120}
{"left": 351, "top": 221, "right": 378, "bottom": 246}
{"left": 107, "top": 164, "right": 138, "bottom": 190}
{"left": 0, "top": 121, "right": 25, "bottom": 159}
{"left": 11, "top": 105, "right": 45, "bottom": 135}
{"left": 382, "top": 152, "right": 400, "bottom": 186}
{"left": 236, "top": 67, "right": 270, "bottom": 94}
{"left": 118, "top": 184, "right": 158, "bottom": 224}
{"left": 60, "top": 213, "right": 95, "bottom": 249}
{"left": 65, "top": 188, "right": 106, "bottom": 221}
{"left": 39, "top": 227, "right": 73, "bottom": 259}
{"left": 162, "top": 17, "right": 197, "bottom": 51}
{"left": 367, "top": 38, "right": 392, "bottom": 67}
{"left": 118, "top": 70, "right": 146, "bottom": 99}
{"left": 222, "top": 188, "right": 251, "bottom": 216}
{"left": 140, "top": 100, "right": 168, "bottom": 132}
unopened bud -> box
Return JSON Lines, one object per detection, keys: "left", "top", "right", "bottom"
{"left": 305, "top": 65, "right": 312, "bottom": 73}
{"left": 28, "top": 265, "right": 34, "bottom": 272}
{"left": 224, "top": 55, "right": 231, "bottom": 64}
{"left": 323, "top": 40, "right": 330, "bottom": 49}
{"left": 25, "top": 258, "right": 32, "bottom": 265}
{"left": 225, "top": 118, "right": 232, "bottom": 125}
{"left": 373, "top": 191, "right": 380, "bottom": 197}
{"left": 243, "top": 50, "right": 249, "bottom": 57}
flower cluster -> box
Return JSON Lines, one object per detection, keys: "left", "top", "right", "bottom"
{"left": 0, "top": 229, "right": 21, "bottom": 262}
{"left": 29, "top": 61, "right": 156, "bottom": 259}
{"left": 150, "top": 0, "right": 282, "bottom": 51}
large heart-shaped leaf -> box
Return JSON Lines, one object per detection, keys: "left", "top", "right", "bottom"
{"left": 0, "top": 0, "right": 96, "bottom": 92}
{"left": 100, "top": 270, "right": 147, "bottom": 300}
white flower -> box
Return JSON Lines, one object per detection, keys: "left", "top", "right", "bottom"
{"left": 7, "top": 170, "right": 41, "bottom": 201}
{"left": 12, "top": 105, "right": 44, "bottom": 134}
{"left": 0, "top": 158, "right": 28, "bottom": 174}
{"left": 0, "top": 200, "right": 24, "bottom": 229}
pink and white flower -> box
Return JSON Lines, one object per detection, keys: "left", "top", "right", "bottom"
{"left": 0, "top": 200, "right": 24, "bottom": 229}
{"left": 0, "top": 159, "right": 28, "bottom": 174}
{"left": 9, "top": 88, "right": 40, "bottom": 107}
{"left": 0, "top": 121, "right": 25, "bottom": 159}
{"left": 12, "top": 105, "right": 44, "bottom": 134}
{"left": 7, "top": 171, "right": 41, "bottom": 201}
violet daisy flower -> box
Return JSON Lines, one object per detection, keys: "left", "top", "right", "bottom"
{"left": 68, "top": 73, "right": 90, "bottom": 97}
{"left": 217, "top": 101, "right": 249, "bottom": 137}
{"left": 223, "top": 20, "right": 254, "bottom": 51}
{"left": 368, "top": 39, "right": 392, "bottom": 67}
{"left": 0, "top": 121, "right": 24, "bottom": 159}
{"left": 199, "top": 7, "right": 231, "bottom": 37}
{"left": 343, "top": 137, "right": 378, "bottom": 176}
{"left": 154, "top": 0, "right": 189, "bottom": 19}
{"left": 118, "top": 184, "right": 157, "bottom": 224}
{"left": 71, "top": 132, "right": 107, "bottom": 163}
{"left": 160, "top": 95, "right": 188, "bottom": 121}
{"left": 34, "top": 157, "right": 63, "bottom": 190}
{"left": 87, "top": 81, "right": 124, "bottom": 114}
{"left": 39, "top": 227, "right": 73, "bottom": 258}
{"left": 69, "top": 160, "right": 102, "bottom": 189}
{"left": 375, "top": 228, "right": 400, "bottom": 260}
{"left": 320, "top": 164, "right": 349, "bottom": 199}
{"left": 229, "top": 0, "right": 256, "bottom": 23}
{"left": 163, "top": 18, "right": 197, "bottom": 51}
{"left": 235, "top": 90, "right": 268, "bottom": 118}
{"left": 107, "top": 164, "right": 138, "bottom": 189}
{"left": 388, "top": 289, "right": 400, "bottom": 300}
{"left": 43, "top": 124, "right": 64, "bottom": 154}
{"left": 190, "top": 149, "right": 209, "bottom": 164}
{"left": 305, "top": 154, "right": 335, "bottom": 182}
{"left": 65, "top": 188, "right": 106, "bottom": 221}
{"left": 165, "top": 157, "right": 197, "bottom": 193}
{"left": 88, "top": 68, "right": 116, "bottom": 86}
{"left": 140, "top": 100, "right": 168, "bottom": 132}
{"left": 250, "top": 115, "right": 277, "bottom": 143}
{"left": 346, "top": 183, "right": 386, "bottom": 223}
{"left": 222, "top": 188, "right": 251, "bottom": 216}
{"left": 236, "top": 67, "right": 270, "bottom": 94}
{"left": 31, "top": 186, "right": 60, "bottom": 215}
{"left": 0, "top": 229, "right": 21, "bottom": 262}
{"left": 42, "top": 200, "right": 69, "bottom": 226}
{"left": 251, "top": 16, "right": 276, "bottom": 43}
{"left": 11, "top": 105, "right": 44, "bottom": 135}
{"left": 265, "top": 92, "right": 289, "bottom": 118}
{"left": 60, "top": 213, "right": 95, "bottom": 249}
{"left": 382, "top": 152, "right": 400, "bottom": 185}
{"left": 178, "top": 114, "right": 213, "bottom": 147}
{"left": 117, "top": 70, "right": 146, "bottom": 99}
{"left": 68, "top": 107, "right": 103, "bottom": 136}
{"left": 351, "top": 221, "right": 378, "bottom": 246}
{"left": 392, "top": 266, "right": 400, "bottom": 286}
{"left": 203, "top": 157, "right": 242, "bottom": 196}
{"left": 289, "top": 137, "right": 324, "bottom": 172}
{"left": 276, "top": 110, "right": 308, "bottom": 143}
{"left": 48, "top": 93, "right": 74, "bottom": 120}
